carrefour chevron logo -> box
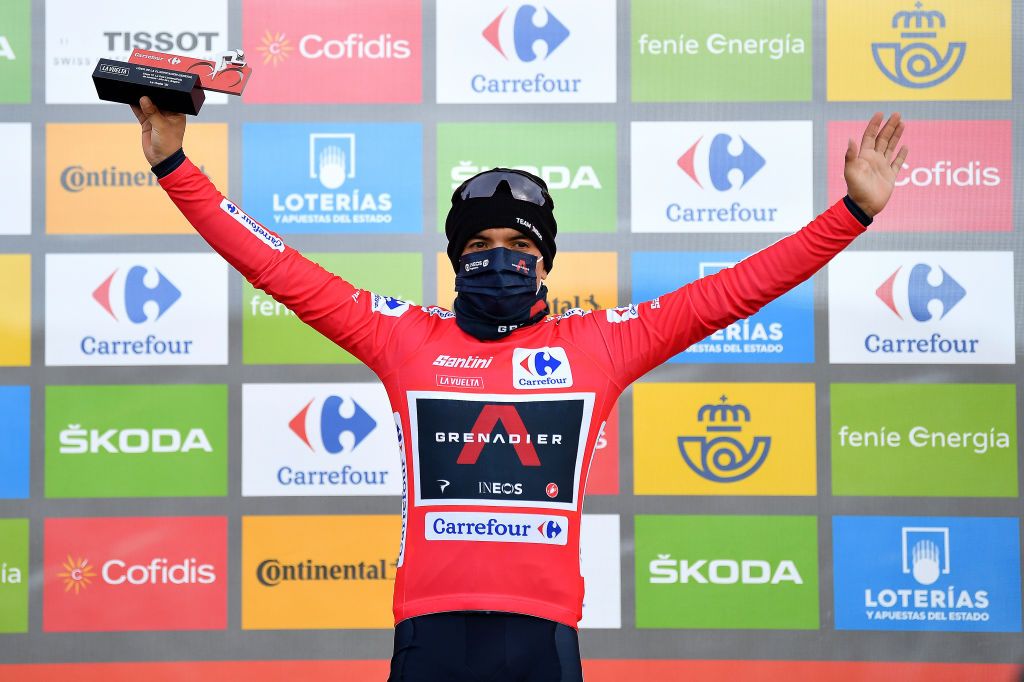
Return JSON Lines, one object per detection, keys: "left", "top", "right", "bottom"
{"left": 876, "top": 263, "right": 966, "bottom": 322}
{"left": 483, "top": 4, "right": 569, "bottom": 62}
{"left": 520, "top": 350, "right": 561, "bottom": 377}
{"left": 288, "top": 395, "right": 377, "bottom": 454}
{"left": 92, "top": 266, "right": 181, "bottom": 323}
{"left": 677, "top": 134, "right": 766, "bottom": 191}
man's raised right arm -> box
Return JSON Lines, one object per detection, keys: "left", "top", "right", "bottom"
{"left": 131, "top": 97, "right": 393, "bottom": 366}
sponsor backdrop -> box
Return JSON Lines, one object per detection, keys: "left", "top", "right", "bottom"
{"left": 0, "top": 0, "right": 1021, "bottom": 677}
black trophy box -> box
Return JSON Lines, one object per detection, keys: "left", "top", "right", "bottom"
{"left": 92, "top": 58, "right": 206, "bottom": 115}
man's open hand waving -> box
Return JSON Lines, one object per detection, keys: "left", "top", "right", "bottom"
{"left": 844, "top": 112, "right": 909, "bottom": 218}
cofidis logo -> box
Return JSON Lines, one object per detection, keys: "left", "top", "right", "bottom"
{"left": 633, "top": 252, "right": 813, "bottom": 362}
{"left": 436, "top": 123, "right": 617, "bottom": 233}
{"left": 242, "top": 515, "right": 399, "bottom": 629}
{"left": 242, "top": 253, "right": 421, "bottom": 365}
{"left": 631, "top": 121, "right": 812, "bottom": 232}
{"left": 46, "top": 123, "right": 228, "bottom": 233}
{"left": 0, "top": 124, "right": 31, "bottom": 234}
{"left": 827, "top": 0, "right": 1010, "bottom": 101}
{"left": 46, "top": 254, "right": 228, "bottom": 366}
{"left": 43, "top": 516, "right": 227, "bottom": 632}
{"left": 0, "top": 387, "right": 29, "bottom": 500}
{"left": 834, "top": 516, "right": 1021, "bottom": 632}
{"left": 242, "top": 383, "right": 402, "bottom": 497}
{"left": 436, "top": 0, "right": 616, "bottom": 103}
{"left": 831, "top": 384, "right": 1017, "bottom": 497}
{"left": 0, "top": 0, "right": 30, "bottom": 103}
{"left": 828, "top": 252, "right": 1015, "bottom": 364}
{"left": 636, "top": 515, "right": 819, "bottom": 629}
{"left": 45, "top": 385, "right": 228, "bottom": 499}
{"left": 45, "top": 0, "right": 229, "bottom": 104}
{"left": 0, "top": 519, "right": 28, "bottom": 633}
{"left": 0, "top": 254, "right": 30, "bottom": 366}
{"left": 632, "top": 0, "right": 811, "bottom": 102}
{"left": 242, "top": 0, "right": 421, "bottom": 103}
{"left": 828, "top": 120, "right": 1012, "bottom": 232}
{"left": 242, "top": 123, "right": 421, "bottom": 234}
{"left": 634, "top": 383, "right": 815, "bottom": 496}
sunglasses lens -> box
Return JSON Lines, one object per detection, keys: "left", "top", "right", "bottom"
{"left": 457, "top": 171, "right": 549, "bottom": 206}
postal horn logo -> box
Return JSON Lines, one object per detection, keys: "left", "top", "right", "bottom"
{"left": 677, "top": 395, "right": 771, "bottom": 482}
{"left": 871, "top": 2, "right": 966, "bottom": 89}
{"left": 678, "top": 134, "right": 765, "bottom": 191}
{"left": 289, "top": 395, "right": 377, "bottom": 454}
{"left": 92, "top": 266, "right": 181, "bottom": 323}
{"left": 483, "top": 5, "right": 570, "bottom": 62}
{"left": 58, "top": 556, "right": 97, "bottom": 595}
{"left": 875, "top": 263, "right": 965, "bottom": 321}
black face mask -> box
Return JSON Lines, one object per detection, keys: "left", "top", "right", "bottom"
{"left": 453, "top": 247, "right": 549, "bottom": 341}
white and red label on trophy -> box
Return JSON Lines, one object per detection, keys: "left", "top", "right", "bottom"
{"left": 128, "top": 49, "right": 252, "bottom": 95}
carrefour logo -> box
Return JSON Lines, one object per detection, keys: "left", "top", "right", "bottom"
{"left": 436, "top": 0, "right": 616, "bottom": 104}
{"left": 483, "top": 5, "right": 570, "bottom": 62}
{"left": 289, "top": 395, "right": 377, "bottom": 454}
{"left": 678, "top": 396, "right": 770, "bottom": 483}
{"left": 92, "top": 266, "right": 180, "bottom": 323}
{"left": 829, "top": 252, "right": 1014, "bottom": 365}
{"left": 631, "top": 121, "right": 812, "bottom": 233}
{"left": 875, "top": 263, "right": 965, "bottom": 322}
{"left": 677, "top": 134, "right": 765, "bottom": 191}
{"left": 512, "top": 347, "right": 573, "bottom": 389}
{"left": 871, "top": 2, "right": 966, "bottom": 89}
{"left": 425, "top": 511, "right": 568, "bottom": 545}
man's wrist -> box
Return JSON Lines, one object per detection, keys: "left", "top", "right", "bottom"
{"left": 151, "top": 148, "right": 186, "bottom": 179}
{"left": 843, "top": 195, "right": 873, "bottom": 227}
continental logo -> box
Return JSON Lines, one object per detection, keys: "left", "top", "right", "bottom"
{"left": 46, "top": 123, "right": 228, "bottom": 234}
{"left": 256, "top": 558, "right": 392, "bottom": 586}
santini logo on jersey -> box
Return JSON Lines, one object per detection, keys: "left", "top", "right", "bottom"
{"left": 424, "top": 512, "right": 567, "bottom": 546}
{"left": 433, "top": 354, "right": 493, "bottom": 369}
{"left": 512, "top": 347, "right": 573, "bottom": 389}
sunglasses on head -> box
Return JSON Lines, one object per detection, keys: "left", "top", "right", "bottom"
{"left": 454, "top": 169, "right": 552, "bottom": 208}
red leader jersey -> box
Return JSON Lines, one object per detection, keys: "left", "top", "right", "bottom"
{"left": 160, "top": 159, "right": 867, "bottom": 628}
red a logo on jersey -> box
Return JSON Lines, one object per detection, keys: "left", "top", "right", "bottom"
{"left": 455, "top": 405, "right": 542, "bottom": 467}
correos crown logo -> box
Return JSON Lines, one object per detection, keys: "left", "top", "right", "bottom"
{"left": 289, "top": 395, "right": 377, "bottom": 454}
{"left": 677, "top": 395, "right": 771, "bottom": 483}
{"left": 92, "top": 266, "right": 181, "bottom": 323}
{"left": 875, "top": 263, "right": 965, "bottom": 322}
{"left": 483, "top": 5, "right": 570, "bottom": 62}
{"left": 871, "top": 2, "right": 966, "bottom": 89}
{"left": 678, "top": 134, "right": 765, "bottom": 191}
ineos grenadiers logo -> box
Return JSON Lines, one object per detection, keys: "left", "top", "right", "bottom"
{"left": 677, "top": 396, "right": 771, "bottom": 483}
{"left": 871, "top": 2, "right": 966, "bottom": 89}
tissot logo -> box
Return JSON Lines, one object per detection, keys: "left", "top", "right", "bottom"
{"left": 45, "top": 0, "right": 230, "bottom": 104}
{"left": 409, "top": 391, "right": 593, "bottom": 510}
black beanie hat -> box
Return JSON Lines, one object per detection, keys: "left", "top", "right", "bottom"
{"left": 445, "top": 168, "right": 558, "bottom": 273}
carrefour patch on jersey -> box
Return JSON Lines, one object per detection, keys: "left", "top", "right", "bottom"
{"left": 633, "top": 252, "right": 813, "bottom": 363}
{"left": 408, "top": 391, "right": 594, "bottom": 511}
